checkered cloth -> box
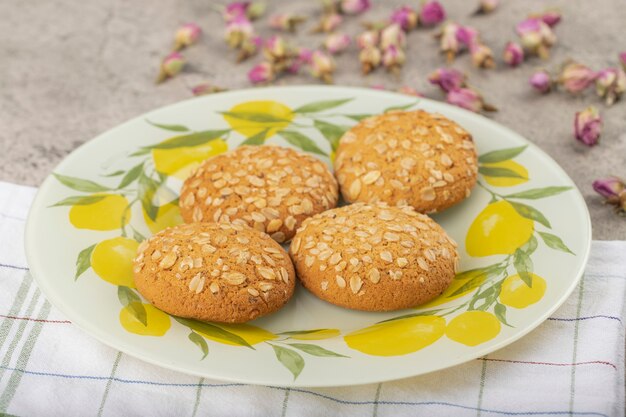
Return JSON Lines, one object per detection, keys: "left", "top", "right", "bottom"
{"left": 0, "top": 180, "right": 624, "bottom": 417}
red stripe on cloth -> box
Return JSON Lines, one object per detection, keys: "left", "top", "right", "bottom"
{"left": 478, "top": 357, "right": 617, "bottom": 371}
{"left": 0, "top": 314, "right": 71, "bottom": 324}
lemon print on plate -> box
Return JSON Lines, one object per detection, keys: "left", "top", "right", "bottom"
{"left": 499, "top": 273, "right": 547, "bottom": 309}
{"left": 69, "top": 193, "right": 129, "bottom": 231}
{"left": 420, "top": 269, "right": 488, "bottom": 308}
{"left": 120, "top": 302, "right": 171, "bottom": 336}
{"left": 223, "top": 100, "right": 293, "bottom": 138}
{"left": 482, "top": 160, "right": 529, "bottom": 187}
{"left": 287, "top": 329, "right": 341, "bottom": 340}
{"left": 344, "top": 316, "right": 446, "bottom": 356}
{"left": 446, "top": 311, "right": 501, "bottom": 346}
{"left": 188, "top": 322, "right": 277, "bottom": 346}
{"left": 466, "top": 200, "right": 534, "bottom": 257}
{"left": 91, "top": 237, "right": 139, "bottom": 287}
{"left": 152, "top": 137, "right": 227, "bottom": 180}
{"left": 142, "top": 187, "right": 183, "bottom": 233}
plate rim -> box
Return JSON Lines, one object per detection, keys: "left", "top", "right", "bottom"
{"left": 24, "top": 85, "right": 592, "bottom": 387}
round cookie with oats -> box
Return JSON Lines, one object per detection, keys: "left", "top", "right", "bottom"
{"left": 289, "top": 203, "right": 459, "bottom": 311}
{"left": 133, "top": 222, "right": 295, "bottom": 323}
{"left": 179, "top": 145, "right": 338, "bottom": 243}
{"left": 334, "top": 110, "right": 478, "bottom": 213}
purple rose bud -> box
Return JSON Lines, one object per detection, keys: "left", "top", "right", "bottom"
{"left": 420, "top": 0, "right": 446, "bottom": 26}
{"left": 359, "top": 46, "right": 382, "bottom": 74}
{"left": 516, "top": 18, "right": 556, "bottom": 59}
{"left": 595, "top": 67, "right": 626, "bottom": 106}
{"left": 390, "top": 6, "right": 419, "bottom": 31}
{"left": 340, "top": 0, "right": 371, "bottom": 15}
{"left": 574, "top": 106, "right": 602, "bottom": 146}
{"left": 503, "top": 42, "right": 524, "bottom": 67}
{"left": 398, "top": 85, "right": 423, "bottom": 97}
{"left": 620, "top": 52, "right": 626, "bottom": 71}
{"left": 529, "top": 70, "right": 552, "bottom": 93}
{"left": 593, "top": 176, "right": 625, "bottom": 200}
{"left": 428, "top": 67, "right": 466, "bottom": 92}
{"left": 268, "top": 13, "right": 306, "bottom": 32}
{"left": 248, "top": 62, "right": 274, "bottom": 84}
{"left": 470, "top": 43, "right": 495, "bottom": 69}
{"left": 455, "top": 25, "right": 479, "bottom": 48}
{"left": 447, "top": 88, "right": 496, "bottom": 113}
{"left": 324, "top": 33, "right": 351, "bottom": 55}
{"left": 438, "top": 22, "right": 460, "bottom": 62}
{"left": 313, "top": 13, "right": 343, "bottom": 33}
{"left": 191, "top": 83, "right": 226, "bottom": 96}
{"left": 357, "top": 30, "right": 380, "bottom": 49}
{"left": 236, "top": 35, "right": 262, "bottom": 62}
{"left": 382, "top": 45, "right": 406, "bottom": 73}
{"left": 310, "top": 50, "right": 336, "bottom": 83}
{"left": 558, "top": 61, "right": 597, "bottom": 94}
{"left": 174, "top": 23, "right": 202, "bottom": 50}
{"left": 225, "top": 15, "right": 254, "bottom": 49}
{"left": 287, "top": 47, "right": 313, "bottom": 74}
{"left": 224, "top": 2, "right": 249, "bottom": 23}
{"left": 540, "top": 10, "right": 562, "bottom": 27}
{"left": 475, "top": 0, "right": 499, "bottom": 15}
{"left": 380, "top": 24, "right": 406, "bottom": 49}
{"left": 156, "top": 52, "right": 185, "bottom": 84}
{"left": 263, "top": 35, "right": 290, "bottom": 64}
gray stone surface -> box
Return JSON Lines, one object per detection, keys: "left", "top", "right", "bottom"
{"left": 1, "top": 0, "right": 625, "bottom": 239}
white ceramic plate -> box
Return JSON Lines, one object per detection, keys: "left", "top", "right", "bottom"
{"left": 25, "top": 86, "right": 591, "bottom": 387}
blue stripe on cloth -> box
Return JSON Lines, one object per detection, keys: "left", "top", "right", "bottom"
{"left": 548, "top": 315, "right": 622, "bottom": 324}
{"left": 0, "top": 365, "right": 609, "bottom": 417}
{"left": 0, "top": 264, "right": 29, "bottom": 271}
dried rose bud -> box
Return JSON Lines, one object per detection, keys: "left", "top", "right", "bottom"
{"left": 237, "top": 35, "right": 262, "bottom": 62}
{"left": 340, "top": 0, "right": 370, "bottom": 15}
{"left": 263, "top": 35, "right": 290, "bottom": 64}
{"left": 357, "top": 30, "right": 380, "bottom": 49}
{"left": 574, "top": 106, "right": 601, "bottom": 146}
{"left": 225, "top": 15, "right": 254, "bottom": 49}
{"left": 420, "top": 0, "right": 446, "bottom": 26}
{"left": 516, "top": 17, "right": 556, "bottom": 59}
{"left": 382, "top": 45, "right": 406, "bottom": 73}
{"left": 620, "top": 52, "right": 626, "bottom": 71}
{"left": 437, "top": 22, "right": 460, "bottom": 62}
{"left": 558, "top": 61, "right": 596, "bottom": 94}
{"left": 539, "top": 10, "right": 561, "bottom": 27}
{"left": 447, "top": 88, "right": 496, "bottom": 113}
{"left": 595, "top": 68, "right": 626, "bottom": 106}
{"left": 324, "top": 33, "right": 351, "bottom": 55}
{"left": 174, "top": 23, "right": 202, "bottom": 50}
{"left": 246, "top": 1, "right": 266, "bottom": 20}
{"left": 268, "top": 13, "right": 306, "bottom": 32}
{"left": 359, "top": 46, "right": 382, "bottom": 74}
{"left": 224, "top": 2, "right": 249, "bottom": 23}
{"left": 398, "top": 86, "right": 423, "bottom": 97}
{"left": 529, "top": 70, "right": 552, "bottom": 93}
{"left": 455, "top": 25, "right": 478, "bottom": 49}
{"left": 474, "top": 0, "right": 499, "bottom": 15}
{"left": 248, "top": 61, "right": 274, "bottom": 84}
{"left": 310, "top": 50, "right": 336, "bottom": 83}
{"left": 593, "top": 176, "right": 624, "bottom": 200}
{"left": 380, "top": 24, "right": 406, "bottom": 49}
{"left": 428, "top": 67, "right": 466, "bottom": 92}
{"left": 192, "top": 83, "right": 226, "bottom": 96}
{"left": 390, "top": 6, "right": 419, "bottom": 31}
{"left": 503, "top": 42, "right": 524, "bottom": 67}
{"left": 470, "top": 43, "right": 495, "bottom": 69}
{"left": 312, "top": 13, "right": 343, "bottom": 33}
{"left": 156, "top": 52, "right": 185, "bottom": 84}
{"left": 287, "top": 48, "right": 313, "bottom": 74}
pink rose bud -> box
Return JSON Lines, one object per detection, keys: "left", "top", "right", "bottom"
{"left": 268, "top": 13, "right": 306, "bottom": 32}
{"left": 516, "top": 18, "right": 555, "bottom": 59}
{"left": 357, "top": 30, "right": 380, "bottom": 49}
{"left": 438, "top": 22, "right": 460, "bottom": 62}
{"left": 474, "top": 0, "right": 499, "bottom": 15}
{"left": 340, "top": 0, "right": 371, "bottom": 15}
{"left": 287, "top": 47, "right": 313, "bottom": 74}
{"left": 174, "top": 23, "right": 202, "bottom": 50}
{"left": 447, "top": 88, "right": 497, "bottom": 113}
{"left": 428, "top": 67, "right": 466, "bottom": 92}
{"left": 503, "top": 42, "right": 524, "bottom": 67}
{"left": 398, "top": 85, "right": 423, "bottom": 97}
{"left": 156, "top": 52, "right": 185, "bottom": 84}
{"left": 558, "top": 61, "right": 597, "bottom": 94}
{"left": 324, "top": 33, "right": 351, "bottom": 54}
{"left": 574, "top": 106, "right": 602, "bottom": 146}
{"left": 380, "top": 24, "right": 406, "bottom": 49}
{"left": 312, "top": 13, "right": 343, "bottom": 33}
{"left": 246, "top": 1, "right": 266, "bottom": 20}
{"left": 263, "top": 35, "right": 288, "bottom": 62}
{"left": 224, "top": 2, "right": 249, "bottom": 23}
{"left": 455, "top": 25, "right": 479, "bottom": 48}
{"left": 593, "top": 176, "right": 624, "bottom": 200}
{"left": 390, "top": 6, "right": 419, "bottom": 31}
{"left": 540, "top": 10, "right": 561, "bottom": 27}
{"left": 595, "top": 68, "right": 626, "bottom": 106}
{"left": 225, "top": 15, "right": 254, "bottom": 49}
{"left": 470, "top": 43, "right": 495, "bottom": 69}
{"left": 310, "top": 50, "right": 336, "bottom": 83}
{"left": 620, "top": 52, "right": 626, "bottom": 71}
{"left": 191, "top": 83, "right": 226, "bottom": 96}
{"left": 382, "top": 45, "right": 406, "bottom": 73}
{"left": 359, "top": 46, "right": 382, "bottom": 74}
{"left": 529, "top": 70, "right": 552, "bottom": 93}
{"left": 248, "top": 61, "right": 274, "bottom": 84}
{"left": 420, "top": 0, "right": 446, "bottom": 26}
{"left": 237, "top": 35, "right": 262, "bottom": 62}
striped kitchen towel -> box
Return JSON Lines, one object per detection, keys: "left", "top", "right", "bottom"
{"left": 0, "top": 180, "right": 624, "bottom": 417}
